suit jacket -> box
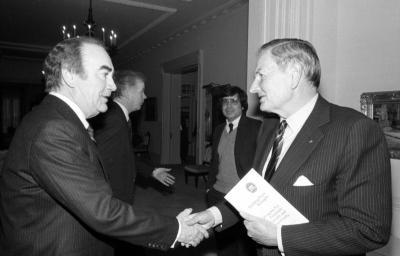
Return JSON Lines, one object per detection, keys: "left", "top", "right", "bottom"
{"left": 208, "top": 116, "right": 261, "bottom": 224}
{"left": 207, "top": 115, "right": 261, "bottom": 189}
{"left": 248, "top": 96, "right": 391, "bottom": 256}
{"left": 0, "top": 95, "right": 177, "bottom": 256}
{"left": 90, "top": 101, "right": 153, "bottom": 204}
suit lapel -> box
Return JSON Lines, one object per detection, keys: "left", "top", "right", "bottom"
{"left": 47, "top": 95, "right": 111, "bottom": 181}
{"left": 91, "top": 143, "right": 110, "bottom": 181}
{"left": 271, "top": 96, "right": 330, "bottom": 186}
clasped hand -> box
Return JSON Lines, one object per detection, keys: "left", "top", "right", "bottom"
{"left": 177, "top": 208, "right": 278, "bottom": 248}
{"left": 177, "top": 208, "right": 211, "bottom": 247}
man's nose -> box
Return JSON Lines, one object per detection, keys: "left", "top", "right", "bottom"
{"left": 249, "top": 80, "right": 258, "bottom": 94}
{"left": 108, "top": 78, "right": 116, "bottom": 91}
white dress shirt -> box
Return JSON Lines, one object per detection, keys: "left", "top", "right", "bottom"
{"left": 49, "top": 92, "right": 89, "bottom": 129}
{"left": 225, "top": 115, "right": 241, "bottom": 133}
{"left": 114, "top": 100, "right": 130, "bottom": 121}
{"left": 262, "top": 94, "right": 318, "bottom": 253}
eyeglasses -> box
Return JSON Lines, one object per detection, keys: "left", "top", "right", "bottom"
{"left": 221, "top": 98, "right": 240, "bottom": 105}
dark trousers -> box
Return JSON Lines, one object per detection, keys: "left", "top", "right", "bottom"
{"left": 206, "top": 187, "right": 256, "bottom": 256}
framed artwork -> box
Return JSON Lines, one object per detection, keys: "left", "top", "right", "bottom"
{"left": 144, "top": 97, "right": 157, "bottom": 121}
{"left": 361, "top": 90, "right": 400, "bottom": 159}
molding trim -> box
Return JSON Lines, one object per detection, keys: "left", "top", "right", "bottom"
{"left": 123, "top": 0, "right": 247, "bottom": 64}
{"left": 103, "top": 0, "right": 176, "bottom": 13}
{"left": 103, "top": 0, "right": 177, "bottom": 49}
{"left": 0, "top": 41, "right": 51, "bottom": 53}
{"left": 120, "top": 12, "right": 176, "bottom": 49}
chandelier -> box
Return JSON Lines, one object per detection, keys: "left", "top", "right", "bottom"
{"left": 61, "top": 0, "right": 117, "bottom": 51}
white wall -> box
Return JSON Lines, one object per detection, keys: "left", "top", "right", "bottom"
{"left": 116, "top": 3, "right": 249, "bottom": 156}
{"left": 314, "top": 2, "right": 400, "bottom": 254}
{"left": 334, "top": 0, "right": 400, "bottom": 109}
{"left": 332, "top": 1, "right": 400, "bottom": 255}
{"left": 247, "top": 1, "right": 400, "bottom": 255}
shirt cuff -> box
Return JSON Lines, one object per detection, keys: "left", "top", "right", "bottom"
{"left": 277, "top": 224, "right": 285, "bottom": 254}
{"left": 171, "top": 218, "right": 182, "bottom": 248}
{"left": 208, "top": 206, "right": 222, "bottom": 226}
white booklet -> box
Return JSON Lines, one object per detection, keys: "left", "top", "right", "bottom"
{"left": 224, "top": 169, "right": 309, "bottom": 226}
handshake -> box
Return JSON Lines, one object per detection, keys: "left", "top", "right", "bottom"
{"left": 175, "top": 207, "right": 279, "bottom": 248}
{"left": 176, "top": 208, "right": 216, "bottom": 247}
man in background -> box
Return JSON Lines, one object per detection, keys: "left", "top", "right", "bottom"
{"left": 0, "top": 37, "right": 206, "bottom": 256}
{"left": 206, "top": 85, "right": 260, "bottom": 256}
{"left": 90, "top": 70, "right": 175, "bottom": 204}
{"left": 90, "top": 70, "right": 176, "bottom": 255}
{"left": 189, "top": 38, "right": 392, "bottom": 256}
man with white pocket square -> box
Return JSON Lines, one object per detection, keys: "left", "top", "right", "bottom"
{"left": 188, "top": 38, "right": 392, "bottom": 256}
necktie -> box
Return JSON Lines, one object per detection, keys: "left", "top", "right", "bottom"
{"left": 127, "top": 119, "right": 133, "bottom": 142}
{"left": 228, "top": 123, "right": 233, "bottom": 133}
{"left": 264, "top": 120, "right": 287, "bottom": 182}
{"left": 87, "top": 125, "right": 96, "bottom": 142}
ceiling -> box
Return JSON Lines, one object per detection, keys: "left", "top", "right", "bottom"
{"left": 0, "top": 0, "right": 246, "bottom": 64}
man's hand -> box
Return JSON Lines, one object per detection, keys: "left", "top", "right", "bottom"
{"left": 186, "top": 209, "right": 216, "bottom": 229}
{"left": 176, "top": 208, "right": 209, "bottom": 247}
{"left": 152, "top": 168, "right": 175, "bottom": 186}
{"left": 239, "top": 211, "right": 278, "bottom": 246}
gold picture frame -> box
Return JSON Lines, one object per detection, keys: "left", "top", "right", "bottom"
{"left": 361, "top": 90, "right": 400, "bottom": 159}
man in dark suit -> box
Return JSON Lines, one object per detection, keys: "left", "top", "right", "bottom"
{"left": 206, "top": 85, "right": 260, "bottom": 256}
{"left": 90, "top": 70, "right": 175, "bottom": 205}
{"left": 189, "top": 38, "right": 392, "bottom": 256}
{"left": 89, "top": 70, "right": 176, "bottom": 255}
{"left": 0, "top": 37, "right": 207, "bottom": 256}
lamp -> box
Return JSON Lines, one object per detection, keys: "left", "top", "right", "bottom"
{"left": 61, "top": 0, "right": 117, "bottom": 51}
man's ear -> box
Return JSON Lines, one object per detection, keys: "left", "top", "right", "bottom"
{"left": 289, "top": 62, "right": 302, "bottom": 89}
{"left": 61, "top": 67, "right": 76, "bottom": 88}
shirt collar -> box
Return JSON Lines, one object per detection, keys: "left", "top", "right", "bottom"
{"left": 284, "top": 94, "right": 318, "bottom": 135}
{"left": 49, "top": 92, "right": 89, "bottom": 129}
{"left": 226, "top": 115, "right": 241, "bottom": 132}
{"left": 114, "top": 100, "right": 130, "bottom": 121}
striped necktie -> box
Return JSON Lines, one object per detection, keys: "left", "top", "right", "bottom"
{"left": 87, "top": 125, "right": 96, "bottom": 142}
{"left": 228, "top": 123, "right": 233, "bottom": 133}
{"left": 264, "top": 120, "right": 287, "bottom": 182}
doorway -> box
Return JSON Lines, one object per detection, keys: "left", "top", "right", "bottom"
{"left": 161, "top": 51, "right": 205, "bottom": 165}
{"left": 180, "top": 65, "right": 197, "bottom": 164}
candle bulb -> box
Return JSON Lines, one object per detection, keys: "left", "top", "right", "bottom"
{"left": 110, "top": 35, "right": 113, "bottom": 47}
{"left": 102, "top": 27, "right": 105, "bottom": 43}
{"left": 88, "top": 25, "right": 92, "bottom": 37}
{"left": 67, "top": 33, "right": 71, "bottom": 39}
{"left": 113, "top": 33, "right": 117, "bottom": 47}
{"left": 62, "top": 25, "right": 66, "bottom": 40}
{"left": 73, "top": 25, "right": 76, "bottom": 37}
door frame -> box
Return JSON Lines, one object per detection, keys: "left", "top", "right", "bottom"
{"left": 160, "top": 50, "right": 205, "bottom": 165}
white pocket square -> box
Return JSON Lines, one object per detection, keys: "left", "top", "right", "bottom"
{"left": 293, "top": 175, "right": 314, "bottom": 186}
